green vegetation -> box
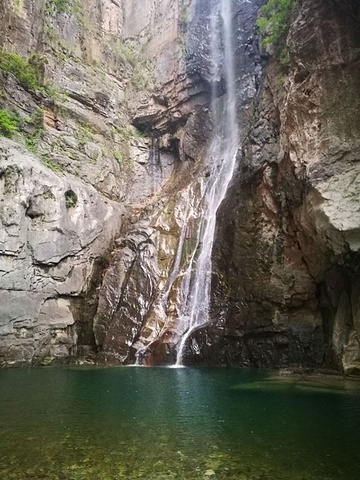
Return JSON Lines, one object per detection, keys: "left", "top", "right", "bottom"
{"left": 181, "top": 11, "right": 190, "bottom": 25}
{"left": 46, "top": 0, "right": 79, "bottom": 14}
{"left": 25, "top": 109, "right": 45, "bottom": 153}
{"left": 130, "top": 64, "right": 151, "bottom": 90}
{"left": 109, "top": 124, "right": 144, "bottom": 169}
{"left": 0, "top": 49, "right": 44, "bottom": 90}
{"left": 0, "top": 109, "right": 19, "bottom": 138}
{"left": 12, "top": 0, "right": 23, "bottom": 15}
{"left": 25, "top": 136, "right": 37, "bottom": 152}
{"left": 113, "top": 150, "right": 124, "bottom": 164}
{"left": 0, "top": 48, "right": 63, "bottom": 99}
{"left": 52, "top": 0, "right": 70, "bottom": 12}
{"left": 256, "top": 0, "right": 296, "bottom": 59}
{"left": 113, "top": 150, "right": 133, "bottom": 169}
{"left": 111, "top": 40, "right": 138, "bottom": 67}
{"left": 42, "top": 159, "right": 64, "bottom": 172}
{"left": 114, "top": 123, "right": 143, "bottom": 141}
{"left": 275, "top": 73, "right": 286, "bottom": 89}
{"left": 0, "top": 104, "right": 45, "bottom": 150}
{"left": 43, "top": 26, "right": 77, "bottom": 61}
{"left": 179, "top": 0, "right": 191, "bottom": 25}
{"left": 77, "top": 120, "right": 95, "bottom": 146}
{"left": 45, "top": 0, "right": 86, "bottom": 30}
{"left": 65, "top": 189, "right": 78, "bottom": 208}
{"left": 110, "top": 39, "right": 154, "bottom": 91}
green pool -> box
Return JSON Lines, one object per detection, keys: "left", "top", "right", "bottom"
{"left": 0, "top": 366, "right": 359, "bottom": 479}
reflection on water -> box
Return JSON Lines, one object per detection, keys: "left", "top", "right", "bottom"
{"left": 0, "top": 367, "right": 359, "bottom": 479}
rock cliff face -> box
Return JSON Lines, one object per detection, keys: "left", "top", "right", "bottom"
{"left": 206, "top": 0, "right": 360, "bottom": 375}
{"left": 1, "top": 0, "right": 360, "bottom": 374}
{"left": 0, "top": 0, "right": 201, "bottom": 365}
{"left": 0, "top": 139, "right": 123, "bottom": 363}
{"left": 91, "top": 0, "right": 218, "bottom": 365}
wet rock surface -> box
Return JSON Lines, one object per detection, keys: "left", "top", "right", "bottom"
{"left": 207, "top": 0, "right": 360, "bottom": 374}
{"left": 0, "top": 0, "right": 200, "bottom": 365}
{"left": 94, "top": 0, "right": 266, "bottom": 367}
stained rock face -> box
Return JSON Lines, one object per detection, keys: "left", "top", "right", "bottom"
{"left": 130, "top": 0, "right": 213, "bottom": 136}
{"left": 0, "top": 139, "right": 123, "bottom": 364}
{"left": 93, "top": 226, "right": 160, "bottom": 363}
{"left": 92, "top": 0, "right": 264, "bottom": 366}
{"left": 93, "top": 175, "right": 207, "bottom": 365}
{"left": 206, "top": 0, "right": 360, "bottom": 374}
{"left": 0, "top": 0, "right": 209, "bottom": 366}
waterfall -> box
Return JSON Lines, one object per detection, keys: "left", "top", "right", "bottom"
{"left": 175, "top": 0, "right": 239, "bottom": 365}
{"left": 149, "top": 137, "right": 162, "bottom": 194}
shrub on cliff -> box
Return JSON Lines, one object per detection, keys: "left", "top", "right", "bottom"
{"left": 0, "top": 49, "right": 43, "bottom": 90}
{"left": 0, "top": 110, "right": 19, "bottom": 138}
{"left": 256, "top": 0, "right": 295, "bottom": 52}
{"left": 52, "top": 0, "right": 71, "bottom": 12}
{"left": 46, "top": 0, "right": 82, "bottom": 14}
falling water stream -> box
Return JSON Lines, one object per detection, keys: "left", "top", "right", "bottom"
{"left": 175, "top": 0, "right": 239, "bottom": 365}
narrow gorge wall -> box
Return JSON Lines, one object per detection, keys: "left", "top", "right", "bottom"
{"left": 0, "top": 0, "right": 203, "bottom": 365}
{"left": 1, "top": 0, "right": 360, "bottom": 374}
{"left": 205, "top": 0, "right": 360, "bottom": 375}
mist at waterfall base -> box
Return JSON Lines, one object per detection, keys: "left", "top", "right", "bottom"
{"left": 1, "top": 367, "right": 360, "bottom": 480}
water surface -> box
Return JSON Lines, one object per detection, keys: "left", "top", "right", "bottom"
{"left": 0, "top": 367, "right": 359, "bottom": 479}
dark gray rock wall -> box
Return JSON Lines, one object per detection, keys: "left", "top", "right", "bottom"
{"left": 199, "top": 0, "right": 360, "bottom": 375}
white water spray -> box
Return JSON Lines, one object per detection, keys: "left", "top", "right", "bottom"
{"left": 175, "top": 0, "right": 239, "bottom": 365}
